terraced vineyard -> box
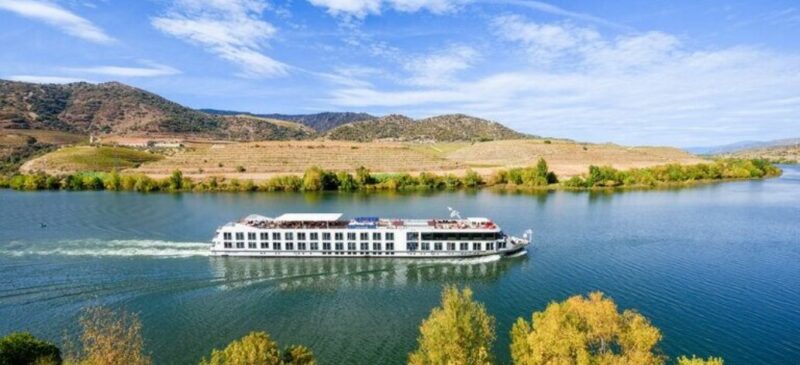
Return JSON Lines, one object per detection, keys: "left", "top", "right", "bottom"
{"left": 132, "top": 141, "right": 464, "bottom": 178}
{"left": 445, "top": 139, "right": 705, "bottom": 176}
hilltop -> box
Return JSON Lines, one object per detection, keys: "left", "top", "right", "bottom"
{"left": 2, "top": 80, "right": 527, "bottom": 143}
{"left": 325, "top": 114, "right": 528, "bottom": 142}
{"left": 0, "top": 80, "right": 220, "bottom": 134}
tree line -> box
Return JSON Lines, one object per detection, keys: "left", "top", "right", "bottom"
{"left": 0, "top": 158, "right": 780, "bottom": 193}
{"left": 0, "top": 288, "right": 723, "bottom": 365}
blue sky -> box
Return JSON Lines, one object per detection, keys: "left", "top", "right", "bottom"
{"left": 1, "top": 0, "right": 798, "bottom": 146}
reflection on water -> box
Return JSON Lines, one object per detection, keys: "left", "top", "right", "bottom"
{"left": 210, "top": 255, "right": 527, "bottom": 291}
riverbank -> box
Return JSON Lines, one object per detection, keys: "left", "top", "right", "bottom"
{"left": 0, "top": 158, "right": 781, "bottom": 193}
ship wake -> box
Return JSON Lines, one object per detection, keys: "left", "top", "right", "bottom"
{"left": 0, "top": 239, "right": 210, "bottom": 258}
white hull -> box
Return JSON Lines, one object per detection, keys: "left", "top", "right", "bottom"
{"left": 210, "top": 240, "right": 528, "bottom": 258}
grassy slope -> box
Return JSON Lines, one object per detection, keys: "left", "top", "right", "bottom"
{"left": 21, "top": 146, "right": 162, "bottom": 173}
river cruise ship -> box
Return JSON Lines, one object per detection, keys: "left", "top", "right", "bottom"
{"left": 211, "top": 212, "right": 530, "bottom": 258}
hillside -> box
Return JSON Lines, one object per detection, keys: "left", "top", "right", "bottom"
{"left": 724, "top": 143, "right": 800, "bottom": 163}
{"left": 0, "top": 80, "right": 221, "bottom": 134}
{"left": 688, "top": 138, "right": 800, "bottom": 155}
{"left": 202, "top": 109, "right": 376, "bottom": 132}
{"left": 259, "top": 112, "right": 376, "bottom": 132}
{"left": 325, "top": 114, "right": 527, "bottom": 142}
{"left": 217, "top": 115, "right": 314, "bottom": 141}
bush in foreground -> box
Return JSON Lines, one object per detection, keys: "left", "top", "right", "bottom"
{"left": 65, "top": 307, "right": 150, "bottom": 365}
{"left": 409, "top": 286, "right": 495, "bottom": 365}
{"left": 199, "top": 332, "right": 315, "bottom": 365}
{"left": 510, "top": 292, "right": 663, "bottom": 364}
{"left": 0, "top": 332, "right": 61, "bottom": 365}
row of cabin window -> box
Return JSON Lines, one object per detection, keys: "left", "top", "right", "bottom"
{"left": 223, "top": 232, "right": 396, "bottom": 241}
{"left": 412, "top": 232, "right": 503, "bottom": 241}
{"left": 221, "top": 241, "right": 506, "bottom": 251}
{"left": 407, "top": 242, "right": 497, "bottom": 251}
{"left": 223, "top": 242, "right": 397, "bottom": 251}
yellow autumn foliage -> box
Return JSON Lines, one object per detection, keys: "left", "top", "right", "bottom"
{"left": 408, "top": 286, "right": 495, "bottom": 365}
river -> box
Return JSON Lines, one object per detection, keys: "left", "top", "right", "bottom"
{"left": 1, "top": 166, "right": 799, "bottom": 364}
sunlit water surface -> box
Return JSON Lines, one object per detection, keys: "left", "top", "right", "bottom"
{"left": 1, "top": 166, "right": 799, "bottom": 364}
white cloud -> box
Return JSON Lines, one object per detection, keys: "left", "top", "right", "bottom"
{"left": 6, "top": 75, "right": 91, "bottom": 84}
{"left": 308, "top": 0, "right": 462, "bottom": 18}
{"left": 404, "top": 45, "right": 478, "bottom": 86}
{"left": 324, "top": 16, "right": 800, "bottom": 146}
{"left": 0, "top": 0, "right": 114, "bottom": 44}
{"left": 152, "top": 0, "right": 287, "bottom": 77}
{"left": 67, "top": 62, "right": 180, "bottom": 77}
{"left": 491, "top": 15, "right": 601, "bottom": 64}
{"left": 488, "top": 0, "right": 630, "bottom": 30}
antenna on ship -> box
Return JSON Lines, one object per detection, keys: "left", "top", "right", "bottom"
{"left": 447, "top": 207, "right": 461, "bottom": 219}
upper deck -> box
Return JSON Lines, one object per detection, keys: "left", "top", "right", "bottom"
{"left": 238, "top": 213, "right": 498, "bottom": 231}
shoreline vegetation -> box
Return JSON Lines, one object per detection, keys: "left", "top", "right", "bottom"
{"left": 0, "top": 158, "right": 781, "bottom": 193}
{"left": 0, "top": 287, "right": 723, "bottom": 365}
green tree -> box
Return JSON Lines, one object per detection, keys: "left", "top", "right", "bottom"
{"left": 676, "top": 355, "right": 724, "bottom": 365}
{"left": 535, "top": 158, "right": 549, "bottom": 179}
{"left": 302, "top": 166, "right": 324, "bottom": 191}
{"left": 168, "top": 170, "right": 183, "bottom": 191}
{"left": 355, "top": 166, "right": 373, "bottom": 187}
{"left": 462, "top": 169, "right": 483, "bottom": 188}
{"left": 104, "top": 170, "right": 122, "bottom": 191}
{"left": 199, "top": 332, "right": 315, "bottom": 365}
{"left": 408, "top": 286, "right": 495, "bottom": 365}
{"left": 0, "top": 332, "right": 61, "bottom": 365}
{"left": 510, "top": 292, "right": 664, "bottom": 365}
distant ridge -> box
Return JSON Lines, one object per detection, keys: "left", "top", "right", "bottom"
{"left": 325, "top": 113, "right": 529, "bottom": 142}
{"left": 202, "top": 109, "right": 376, "bottom": 132}
{"left": 686, "top": 138, "right": 800, "bottom": 155}
{"left": 1, "top": 80, "right": 530, "bottom": 142}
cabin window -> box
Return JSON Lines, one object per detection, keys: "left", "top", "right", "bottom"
{"left": 310, "top": 232, "right": 319, "bottom": 240}
{"left": 447, "top": 242, "right": 456, "bottom": 251}
{"left": 386, "top": 243, "right": 394, "bottom": 251}
{"left": 408, "top": 242, "right": 418, "bottom": 251}
{"left": 421, "top": 233, "right": 433, "bottom": 240}
{"left": 223, "top": 232, "right": 232, "bottom": 240}
{"left": 460, "top": 243, "right": 468, "bottom": 251}
{"left": 407, "top": 232, "right": 419, "bottom": 241}
{"left": 335, "top": 232, "right": 343, "bottom": 240}
{"left": 298, "top": 232, "right": 306, "bottom": 240}
{"left": 322, "top": 242, "right": 330, "bottom": 251}
{"left": 348, "top": 242, "right": 356, "bottom": 251}
{"left": 248, "top": 232, "right": 256, "bottom": 240}
{"left": 236, "top": 232, "right": 244, "bottom": 240}
{"left": 347, "top": 232, "right": 356, "bottom": 240}
{"left": 285, "top": 232, "right": 294, "bottom": 240}
{"left": 224, "top": 242, "right": 232, "bottom": 248}
{"left": 421, "top": 242, "right": 430, "bottom": 250}
{"left": 248, "top": 242, "right": 256, "bottom": 249}
{"left": 373, "top": 243, "right": 381, "bottom": 251}
{"left": 298, "top": 242, "right": 306, "bottom": 250}
{"left": 372, "top": 232, "right": 381, "bottom": 240}
{"left": 274, "top": 243, "right": 281, "bottom": 250}
{"left": 386, "top": 232, "right": 394, "bottom": 241}
{"left": 261, "top": 242, "right": 269, "bottom": 249}
{"left": 487, "top": 242, "right": 494, "bottom": 250}
{"left": 360, "top": 242, "right": 369, "bottom": 250}
{"left": 311, "top": 242, "right": 319, "bottom": 250}
{"left": 434, "top": 242, "right": 443, "bottom": 250}
{"left": 335, "top": 243, "right": 343, "bottom": 251}
{"left": 473, "top": 242, "right": 481, "bottom": 251}
{"left": 359, "top": 232, "right": 368, "bottom": 240}
{"left": 286, "top": 242, "right": 294, "bottom": 250}
{"left": 272, "top": 232, "right": 281, "bottom": 240}
{"left": 236, "top": 242, "right": 244, "bottom": 249}
{"left": 260, "top": 232, "right": 268, "bottom": 241}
